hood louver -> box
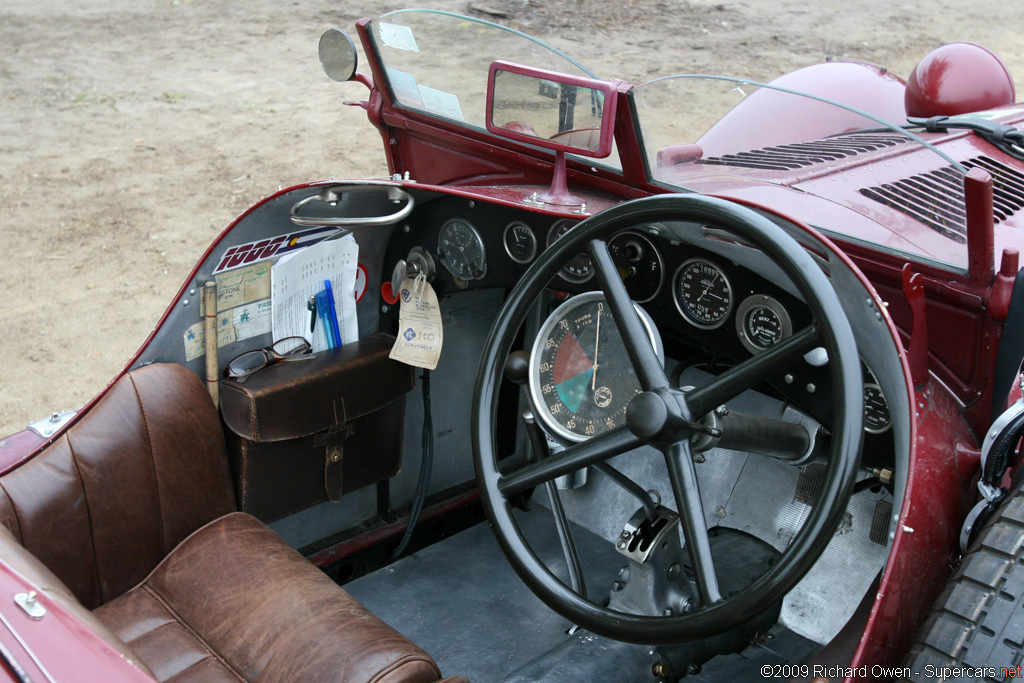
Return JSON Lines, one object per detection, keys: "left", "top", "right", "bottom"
{"left": 858, "top": 156, "right": 1024, "bottom": 243}
{"left": 697, "top": 133, "right": 911, "bottom": 170}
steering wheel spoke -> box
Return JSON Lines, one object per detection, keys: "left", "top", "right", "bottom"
{"left": 664, "top": 440, "right": 722, "bottom": 606}
{"left": 685, "top": 324, "right": 821, "bottom": 419}
{"left": 497, "top": 425, "right": 643, "bottom": 498}
{"left": 474, "top": 194, "right": 863, "bottom": 644}
{"left": 589, "top": 238, "right": 669, "bottom": 392}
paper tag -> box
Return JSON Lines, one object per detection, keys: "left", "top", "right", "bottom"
{"left": 378, "top": 22, "right": 419, "bottom": 52}
{"left": 389, "top": 275, "right": 443, "bottom": 369}
{"left": 418, "top": 85, "right": 464, "bottom": 121}
{"left": 183, "top": 311, "right": 237, "bottom": 361}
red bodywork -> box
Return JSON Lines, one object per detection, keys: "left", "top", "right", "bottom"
{"left": 1, "top": 13, "right": 1022, "bottom": 681}
{"left": 353, "top": 19, "right": 1010, "bottom": 674}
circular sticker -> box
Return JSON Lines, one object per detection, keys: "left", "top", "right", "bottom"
{"left": 354, "top": 263, "right": 368, "bottom": 303}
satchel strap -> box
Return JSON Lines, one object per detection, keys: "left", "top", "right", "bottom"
{"left": 314, "top": 423, "right": 354, "bottom": 448}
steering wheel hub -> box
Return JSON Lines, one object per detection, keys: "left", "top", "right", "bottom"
{"left": 626, "top": 391, "right": 673, "bottom": 440}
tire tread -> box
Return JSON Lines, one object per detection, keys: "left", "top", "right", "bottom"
{"left": 905, "top": 487, "right": 1024, "bottom": 682}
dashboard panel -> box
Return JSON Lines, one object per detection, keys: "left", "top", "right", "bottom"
{"left": 384, "top": 193, "right": 894, "bottom": 467}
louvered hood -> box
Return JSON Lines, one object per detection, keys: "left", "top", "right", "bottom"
{"left": 858, "top": 156, "right": 1024, "bottom": 244}
{"left": 657, "top": 116, "right": 1024, "bottom": 269}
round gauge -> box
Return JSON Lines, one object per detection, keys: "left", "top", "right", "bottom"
{"left": 547, "top": 220, "right": 594, "bottom": 283}
{"left": 864, "top": 383, "right": 892, "bottom": 434}
{"left": 503, "top": 221, "right": 537, "bottom": 264}
{"left": 735, "top": 294, "right": 793, "bottom": 355}
{"left": 529, "top": 292, "right": 663, "bottom": 442}
{"left": 438, "top": 218, "right": 487, "bottom": 281}
{"left": 608, "top": 231, "right": 664, "bottom": 303}
{"left": 673, "top": 258, "right": 733, "bottom": 329}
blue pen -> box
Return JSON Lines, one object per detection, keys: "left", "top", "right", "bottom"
{"left": 315, "top": 289, "right": 335, "bottom": 349}
{"left": 324, "top": 279, "right": 343, "bottom": 347}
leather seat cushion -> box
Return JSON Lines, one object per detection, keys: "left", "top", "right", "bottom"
{"left": 94, "top": 512, "right": 443, "bottom": 683}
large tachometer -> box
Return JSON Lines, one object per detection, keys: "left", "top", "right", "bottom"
{"left": 529, "top": 292, "right": 663, "bottom": 442}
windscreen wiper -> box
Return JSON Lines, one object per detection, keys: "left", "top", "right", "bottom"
{"left": 908, "top": 115, "right": 1024, "bottom": 160}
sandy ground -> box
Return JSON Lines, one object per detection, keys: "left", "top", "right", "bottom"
{"left": 1, "top": 0, "right": 1022, "bottom": 437}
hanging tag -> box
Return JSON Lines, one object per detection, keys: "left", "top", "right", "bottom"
{"left": 389, "top": 275, "right": 443, "bottom": 369}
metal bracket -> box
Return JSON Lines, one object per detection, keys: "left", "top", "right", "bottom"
{"left": 14, "top": 591, "right": 45, "bottom": 620}
{"left": 290, "top": 184, "right": 415, "bottom": 227}
{"left": 609, "top": 506, "right": 695, "bottom": 616}
{"left": 26, "top": 410, "right": 77, "bottom": 438}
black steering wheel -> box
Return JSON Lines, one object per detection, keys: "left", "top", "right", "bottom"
{"left": 472, "top": 194, "right": 864, "bottom": 644}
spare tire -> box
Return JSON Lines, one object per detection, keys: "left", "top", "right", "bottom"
{"left": 903, "top": 484, "right": 1024, "bottom": 680}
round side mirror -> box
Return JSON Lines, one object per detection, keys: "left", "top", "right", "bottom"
{"left": 319, "top": 28, "right": 358, "bottom": 82}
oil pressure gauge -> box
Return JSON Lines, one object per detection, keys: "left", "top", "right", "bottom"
{"left": 735, "top": 294, "right": 792, "bottom": 355}
{"left": 438, "top": 217, "right": 487, "bottom": 281}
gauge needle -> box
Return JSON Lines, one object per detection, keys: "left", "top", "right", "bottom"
{"left": 591, "top": 307, "right": 601, "bottom": 391}
{"left": 699, "top": 272, "right": 719, "bottom": 301}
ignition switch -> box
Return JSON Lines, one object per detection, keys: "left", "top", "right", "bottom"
{"left": 383, "top": 246, "right": 436, "bottom": 304}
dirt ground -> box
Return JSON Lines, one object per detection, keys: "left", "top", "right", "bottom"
{"left": 1, "top": 0, "right": 1022, "bottom": 437}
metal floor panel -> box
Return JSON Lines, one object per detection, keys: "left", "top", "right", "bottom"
{"left": 544, "top": 367, "right": 891, "bottom": 645}
{"left": 344, "top": 512, "right": 623, "bottom": 683}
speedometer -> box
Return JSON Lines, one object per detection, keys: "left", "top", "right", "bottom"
{"left": 674, "top": 258, "right": 733, "bottom": 329}
{"left": 529, "top": 292, "right": 663, "bottom": 442}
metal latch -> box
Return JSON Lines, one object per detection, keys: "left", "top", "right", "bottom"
{"left": 26, "top": 410, "right": 77, "bottom": 438}
{"left": 14, "top": 591, "right": 45, "bottom": 620}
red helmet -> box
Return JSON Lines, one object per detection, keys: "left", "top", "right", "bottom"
{"left": 905, "top": 42, "right": 1016, "bottom": 118}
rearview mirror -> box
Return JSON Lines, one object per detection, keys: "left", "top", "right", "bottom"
{"left": 486, "top": 61, "right": 617, "bottom": 159}
{"left": 319, "top": 28, "right": 358, "bottom": 82}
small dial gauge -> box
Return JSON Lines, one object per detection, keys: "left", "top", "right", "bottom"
{"left": 547, "top": 220, "right": 594, "bottom": 283}
{"left": 438, "top": 218, "right": 486, "bottom": 281}
{"left": 735, "top": 295, "right": 793, "bottom": 355}
{"left": 674, "top": 258, "right": 733, "bottom": 329}
{"left": 863, "top": 383, "right": 892, "bottom": 434}
{"left": 529, "top": 292, "right": 663, "bottom": 442}
{"left": 503, "top": 221, "right": 537, "bottom": 264}
{"left": 608, "top": 231, "right": 665, "bottom": 303}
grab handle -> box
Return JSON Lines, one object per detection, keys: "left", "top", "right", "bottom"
{"left": 290, "top": 185, "right": 414, "bottom": 227}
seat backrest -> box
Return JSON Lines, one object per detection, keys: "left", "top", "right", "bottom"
{"left": 0, "top": 363, "right": 236, "bottom": 609}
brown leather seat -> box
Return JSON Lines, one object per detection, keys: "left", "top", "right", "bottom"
{"left": 0, "top": 363, "right": 465, "bottom": 683}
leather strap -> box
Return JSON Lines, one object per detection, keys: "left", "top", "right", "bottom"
{"left": 314, "top": 423, "right": 353, "bottom": 448}
{"left": 317, "top": 423, "right": 354, "bottom": 501}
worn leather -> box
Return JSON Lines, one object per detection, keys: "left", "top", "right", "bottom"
{"left": 0, "top": 525, "right": 156, "bottom": 679}
{"left": 220, "top": 333, "right": 414, "bottom": 442}
{"left": 0, "top": 363, "right": 236, "bottom": 608}
{"left": 225, "top": 398, "right": 405, "bottom": 521}
{"left": 95, "top": 513, "right": 443, "bottom": 683}
{"left": 0, "top": 363, "right": 461, "bottom": 683}
{"left": 220, "top": 334, "right": 412, "bottom": 521}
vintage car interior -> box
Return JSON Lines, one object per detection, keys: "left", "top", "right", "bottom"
{"left": 4, "top": 8, "right": 1020, "bottom": 683}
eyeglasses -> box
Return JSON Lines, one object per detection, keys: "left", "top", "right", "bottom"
{"left": 224, "top": 337, "right": 315, "bottom": 382}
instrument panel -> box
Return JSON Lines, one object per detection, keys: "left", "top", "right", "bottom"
{"left": 385, "top": 195, "right": 893, "bottom": 455}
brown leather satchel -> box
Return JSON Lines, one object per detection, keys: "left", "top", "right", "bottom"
{"left": 220, "top": 333, "right": 415, "bottom": 522}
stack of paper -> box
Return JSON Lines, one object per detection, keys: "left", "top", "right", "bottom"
{"left": 271, "top": 235, "right": 359, "bottom": 351}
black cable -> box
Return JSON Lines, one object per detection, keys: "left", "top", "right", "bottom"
{"left": 390, "top": 369, "right": 432, "bottom": 560}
